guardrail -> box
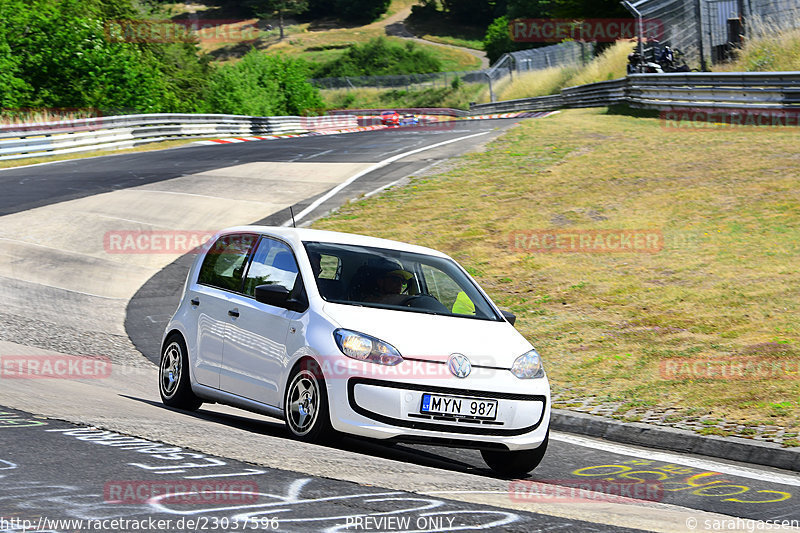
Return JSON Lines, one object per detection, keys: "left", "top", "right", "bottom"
{"left": 0, "top": 114, "right": 358, "bottom": 161}
{"left": 4, "top": 72, "right": 798, "bottom": 161}
{"left": 470, "top": 71, "right": 800, "bottom": 114}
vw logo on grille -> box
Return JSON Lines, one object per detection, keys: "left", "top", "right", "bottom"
{"left": 447, "top": 353, "right": 472, "bottom": 378}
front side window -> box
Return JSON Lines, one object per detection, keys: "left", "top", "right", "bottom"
{"left": 303, "top": 241, "right": 501, "bottom": 321}
{"left": 197, "top": 234, "right": 257, "bottom": 292}
{"left": 243, "top": 237, "right": 299, "bottom": 297}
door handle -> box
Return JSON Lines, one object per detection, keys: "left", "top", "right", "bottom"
{"left": 190, "top": 298, "right": 200, "bottom": 306}
{"left": 228, "top": 308, "right": 240, "bottom": 318}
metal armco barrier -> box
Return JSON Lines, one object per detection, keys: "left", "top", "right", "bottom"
{"left": 0, "top": 114, "right": 358, "bottom": 161}
{"left": 470, "top": 71, "right": 800, "bottom": 114}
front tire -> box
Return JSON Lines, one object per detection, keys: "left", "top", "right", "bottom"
{"left": 284, "top": 359, "right": 333, "bottom": 442}
{"left": 481, "top": 431, "right": 549, "bottom": 477}
{"left": 159, "top": 334, "right": 202, "bottom": 411}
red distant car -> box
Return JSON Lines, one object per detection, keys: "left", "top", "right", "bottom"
{"left": 380, "top": 111, "right": 400, "bottom": 126}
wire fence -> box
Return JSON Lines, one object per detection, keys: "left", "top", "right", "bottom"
{"left": 506, "top": 41, "right": 595, "bottom": 73}
{"left": 310, "top": 41, "right": 592, "bottom": 102}
{"left": 628, "top": 0, "right": 800, "bottom": 70}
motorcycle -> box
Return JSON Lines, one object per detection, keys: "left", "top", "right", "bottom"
{"left": 627, "top": 43, "right": 692, "bottom": 74}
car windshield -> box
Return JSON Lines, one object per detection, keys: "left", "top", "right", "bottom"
{"left": 303, "top": 241, "right": 502, "bottom": 321}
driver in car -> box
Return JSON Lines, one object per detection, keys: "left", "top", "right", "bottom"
{"left": 364, "top": 266, "right": 414, "bottom": 305}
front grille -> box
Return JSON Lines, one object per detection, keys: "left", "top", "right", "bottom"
{"left": 348, "top": 377, "right": 546, "bottom": 437}
{"left": 407, "top": 413, "right": 505, "bottom": 426}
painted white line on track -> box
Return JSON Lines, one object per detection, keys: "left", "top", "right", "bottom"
{"left": 131, "top": 188, "right": 273, "bottom": 204}
{"left": 0, "top": 272, "right": 127, "bottom": 300}
{"left": 551, "top": 432, "right": 800, "bottom": 487}
{"left": 93, "top": 213, "right": 171, "bottom": 227}
{"left": 283, "top": 131, "right": 490, "bottom": 226}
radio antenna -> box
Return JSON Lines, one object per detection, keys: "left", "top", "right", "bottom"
{"left": 289, "top": 206, "right": 297, "bottom": 228}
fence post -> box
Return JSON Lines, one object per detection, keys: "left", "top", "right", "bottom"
{"left": 695, "top": 0, "right": 709, "bottom": 71}
{"left": 486, "top": 72, "right": 495, "bottom": 102}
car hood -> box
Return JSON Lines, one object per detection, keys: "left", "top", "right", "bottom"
{"left": 321, "top": 303, "right": 534, "bottom": 368}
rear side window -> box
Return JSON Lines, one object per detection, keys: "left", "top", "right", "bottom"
{"left": 197, "top": 234, "right": 257, "bottom": 292}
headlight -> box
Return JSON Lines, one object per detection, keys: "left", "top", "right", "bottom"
{"left": 511, "top": 349, "right": 544, "bottom": 379}
{"left": 334, "top": 329, "right": 403, "bottom": 366}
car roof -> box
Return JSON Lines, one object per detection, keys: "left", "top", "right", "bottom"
{"left": 214, "top": 226, "right": 450, "bottom": 259}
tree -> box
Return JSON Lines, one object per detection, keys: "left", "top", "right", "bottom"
{"left": 312, "top": 37, "right": 442, "bottom": 78}
{"left": 245, "top": 0, "right": 309, "bottom": 40}
{"left": 0, "top": 0, "right": 211, "bottom": 113}
{"left": 549, "top": 0, "right": 629, "bottom": 19}
{"left": 334, "top": 0, "right": 391, "bottom": 23}
{"left": 202, "top": 51, "right": 322, "bottom": 116}
{"left": 507, "top": 0, "right": 553, "bottom": 18}
{"left": 440, "top": 0, "right": 497, "bottom": 24}
{"left": 484, "top": 16, "right": 521, "bottom": 64}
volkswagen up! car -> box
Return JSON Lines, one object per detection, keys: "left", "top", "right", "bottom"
{"left": 159, "top": 226, "right": 550, "bottom": 475}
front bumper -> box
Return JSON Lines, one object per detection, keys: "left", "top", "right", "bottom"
{"left": 324, "top": 363, "right": 550, "bottom": 451}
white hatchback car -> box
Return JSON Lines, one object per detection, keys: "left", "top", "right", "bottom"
{"left": 159, "top": 226, "right": 550, "bottom": 475}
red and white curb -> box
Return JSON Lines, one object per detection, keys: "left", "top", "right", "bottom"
{"left": 461, "top": 111, "right": 559, "bottom": 120}
{"left": 194, "top": 111, "right": 558, "bottom": 146}
{"left": 193, "top": 125, "right": 388, "bottom": 145}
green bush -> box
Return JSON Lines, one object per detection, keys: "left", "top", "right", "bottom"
{"left": 0, "top": 0, "right": 325, "bottom": 116}
{"left": 0, "top": 0, "right": 209, "bottom": 113}
{"left": 202, "top": 50, "right": 323, "bottom": 116}
{"left": 483, "top": 16, "right": 517, "bottom": 64}
{"left": 312, "top": 37, "right": 443, "bottom": 78}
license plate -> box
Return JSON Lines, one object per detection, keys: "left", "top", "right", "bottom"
{"left": 420, "top": 393, "right": 498, "bottom": 420}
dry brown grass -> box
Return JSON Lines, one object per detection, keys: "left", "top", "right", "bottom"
{"left": 313, "top": 108, "right": 800, "bottom": 430}
{"left": 716, "top": 25, "right": 800, "bottom": 72}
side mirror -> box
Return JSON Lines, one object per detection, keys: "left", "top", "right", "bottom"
{"left": 501, "top": 309, "right": 517, "bottom": 326}
{"left": 255, "top": 284, "right": 308, "bottom": 312}
{"left": 255, "top": 284, "right": 290, "bottom": 308}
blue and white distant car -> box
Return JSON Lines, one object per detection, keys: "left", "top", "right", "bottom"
{"left": 400, "top": 113, "right": 419, "bottom": 126}
{"left": 159, "top": 226, "right": 550, "bottom": 475}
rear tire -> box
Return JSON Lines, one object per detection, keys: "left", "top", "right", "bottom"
{"left": 481, "top": 431, "right": 549, "bottom": 477}
{"left": 159, "top": 334, "right": 203, "bottom": 411}
{"left": 284, "top": 359, "right": 334, "bottom": 443}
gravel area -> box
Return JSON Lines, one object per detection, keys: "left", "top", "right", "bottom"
{"left": 0, "top": 311, "right": 154, "bottom": 369}
{"left": 552, "top": 387, "right": 799, "bottom": 448}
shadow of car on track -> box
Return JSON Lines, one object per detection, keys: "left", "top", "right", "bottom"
{"left": 122, "top": 395, "right": 520, "bottom": 479}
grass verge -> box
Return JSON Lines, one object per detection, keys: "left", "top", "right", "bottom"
{"left": 321, "top": 83, "right": 488, "bottom": 110}
{"left": 716, "top": 26, "right": 800, "bottom": 72}
{"left": 312, "top": 108, "right": 800, "bottom": 432}
{"left": 495, "top": 41, "right": 633, "bottom": 101}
